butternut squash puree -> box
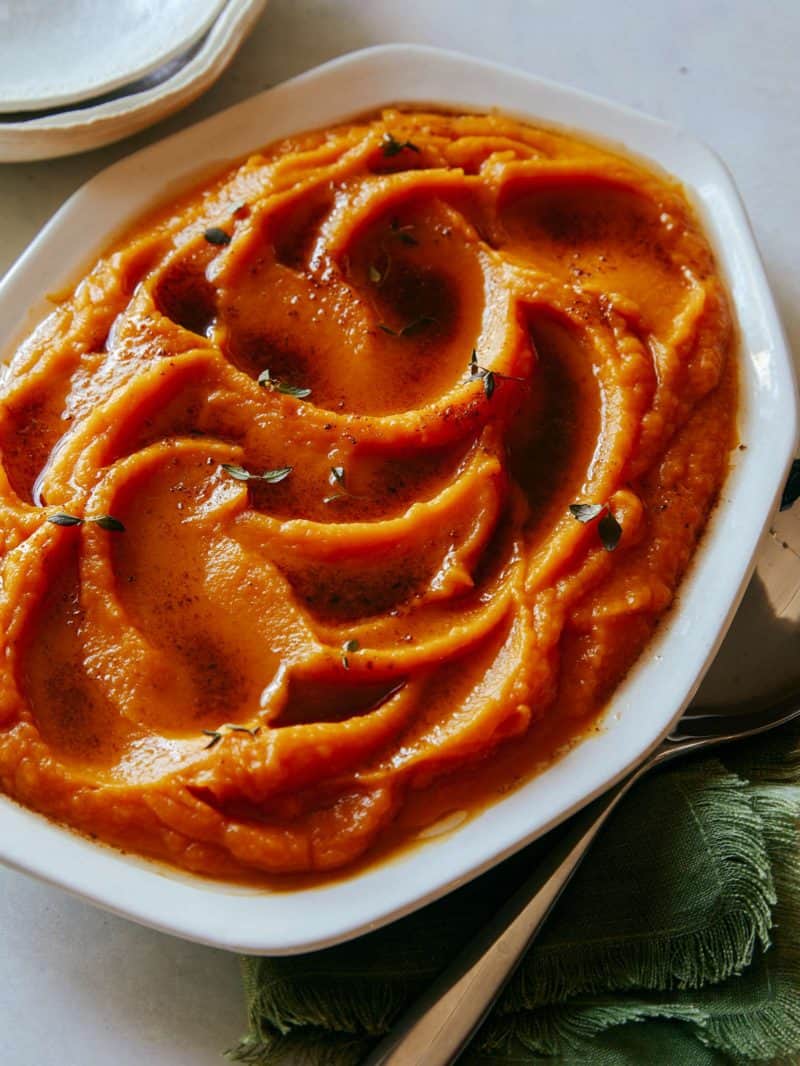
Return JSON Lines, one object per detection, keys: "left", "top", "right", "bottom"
{"left": 0, "top": 110, "right": 735, "bottom": 880}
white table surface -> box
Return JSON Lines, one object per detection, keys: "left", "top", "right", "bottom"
{"left": 1, "top": 2, "right": 799, "bottom": 1063}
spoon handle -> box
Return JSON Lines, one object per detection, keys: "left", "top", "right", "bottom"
{"left": 364, "top": 762, "right": 651, "bottom": 1066}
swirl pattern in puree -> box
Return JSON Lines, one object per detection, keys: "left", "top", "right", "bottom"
{"left": 0, "top": 110, "right": 735, "bottom": 879}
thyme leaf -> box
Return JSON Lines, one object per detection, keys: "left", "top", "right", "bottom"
{"left": 257, "top": 368, "right": 312, "bottom": 398}
{"left": 569, "top": 503, "right": 605, "bottom": 523}
{"left": 568, "top": 502, "right": 623, "bottom": 552}
{"left": 400, "top": 316, "right": 437, "bottom": 337}
{"left": 469, "top": 349, "right": 526, "bottom": 400}
{"left": 91, "top": 514, "right": 126, "bottom": 532}
{"left": 47, "top": 512, "right": 125, "bottom": 531}
{"left": 260, "top": 467, "right": 293, "bottom": 484}
{"left": 598, "top": 510, "right": 623, "bottom": 552}
{"left": 324, "top": 465, "right": 363, "bottom": 504}
{"left": 204, "top": 226, "right": 232, "bottom": 246}
{"left": 221, "top": 463, "right": 251, "bottom": 481}
{"left": 381, "top": 134, "right": 421, "bottom": 157}
{"left": 202, "top": 723, "right": 261, "bottom": 749}
{"left": 379, "top": 316, "right": 437, "bottom": 338}
{"left": 47, "top": 513, "right": 83, "bottom": 527}
{"left": 323, "top": 465, "right": 347, "bottom": 504}
{"left": 369, "top": 222, "right": 419, "bottom": 287}
{"left": 390, "top": 219, "right": 419, "bottom": 246}
{"left": 341, "top": 638, "right": 360, "bottom": 670}
{"left": 221, "top": 463, "right": 292, "bottom": 484}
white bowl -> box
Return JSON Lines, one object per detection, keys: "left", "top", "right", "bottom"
{"left": 0, "top": 45, "right": 796, "bottom": 954}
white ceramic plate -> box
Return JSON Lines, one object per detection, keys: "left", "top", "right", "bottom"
{"left": 0, "top": 0, "right": 227, "bottom": 112}
{"left": 0, "top": 0, "right": 268, "bottom": 162}
{"left": 0, "top": 45, "right": 796, "bottom": 955}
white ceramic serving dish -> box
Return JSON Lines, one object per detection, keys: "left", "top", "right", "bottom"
{"left": 0, "top": 45, "right": 796, "bottom": 955}
{"left": 0, "top": 0, "right": 228, "bottom": 112}
{"left": 0, "top": 0, "right": 268, "bottom": 162}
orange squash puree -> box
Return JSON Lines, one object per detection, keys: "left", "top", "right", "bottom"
{"left": 0, "top": 109, "right": 735, "bottom": 880}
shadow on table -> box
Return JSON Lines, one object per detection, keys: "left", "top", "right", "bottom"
{"left": 697, "top": 528, "right": 800, "bottom": 708}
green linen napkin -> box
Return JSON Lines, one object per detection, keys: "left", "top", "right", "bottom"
{"left": 229, "top": 720, "right": 800, "bottom": 1065}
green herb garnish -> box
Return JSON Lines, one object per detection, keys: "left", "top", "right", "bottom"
{"left": 390, "top": 218, "right": 419, "bottom": 246}
{"left": 381, "top": 134, "right": 421, "bottom": 157}
{"left": 400, "top": 316, "right": 436, "bottom": 337}
{"left": 47, "top": 513, "right": 125, "bottom": 531}
{"left": 341, "top": 639, "right": 360, "bottom": 670}
{"left": 257, "top": 368, "right": 312, "bottom": 399}
{"left": 598, "top": 511, "right": 623, "bottom": 552}
{"left": 204, "top": 226, "right": 231, "bottom": 246}
{"left": 323, "top": 465, "right": 348, "bottom": 504}
{"left": 323, "top": 465, "right": 367, "bottom": 505}
{"left": 379, "top": 316, "right": 437, "bottom": 338}
{"left": 469, "top": 349, "right": 526, "bottom": 400}
{"left": 202, "top": 722, "right": 260, "bottom": 749}
{"left": 568, "top": 502, "right": 622, "bottom": 552}
{"left": 568, "top": 503, "right": 605, "bottom": 524}
{"left": 221, "top": 463, "right": 292, "bottom": 483}
{"left": 368, "top": 221, "right": 419, "bottom": 287}
{"left": 47, "top": 513, "right": 83, "bottom": 527}
{"left": 92, "top": 514, "right": 126, "bottom": 532}
{"left": 481, "top": 367, "right": 497, "bottom": 399}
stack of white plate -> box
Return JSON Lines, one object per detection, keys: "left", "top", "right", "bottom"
{"left": 0, "top": 0, "right": 267, "bottom": 162}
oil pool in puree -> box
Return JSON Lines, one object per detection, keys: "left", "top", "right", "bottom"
{"left": 0, "top": 110, "right": 735, "bottom": 879}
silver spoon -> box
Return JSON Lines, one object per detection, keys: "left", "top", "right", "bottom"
{"left": 364, "top": 686, "right": 800, "bottom": 1066}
